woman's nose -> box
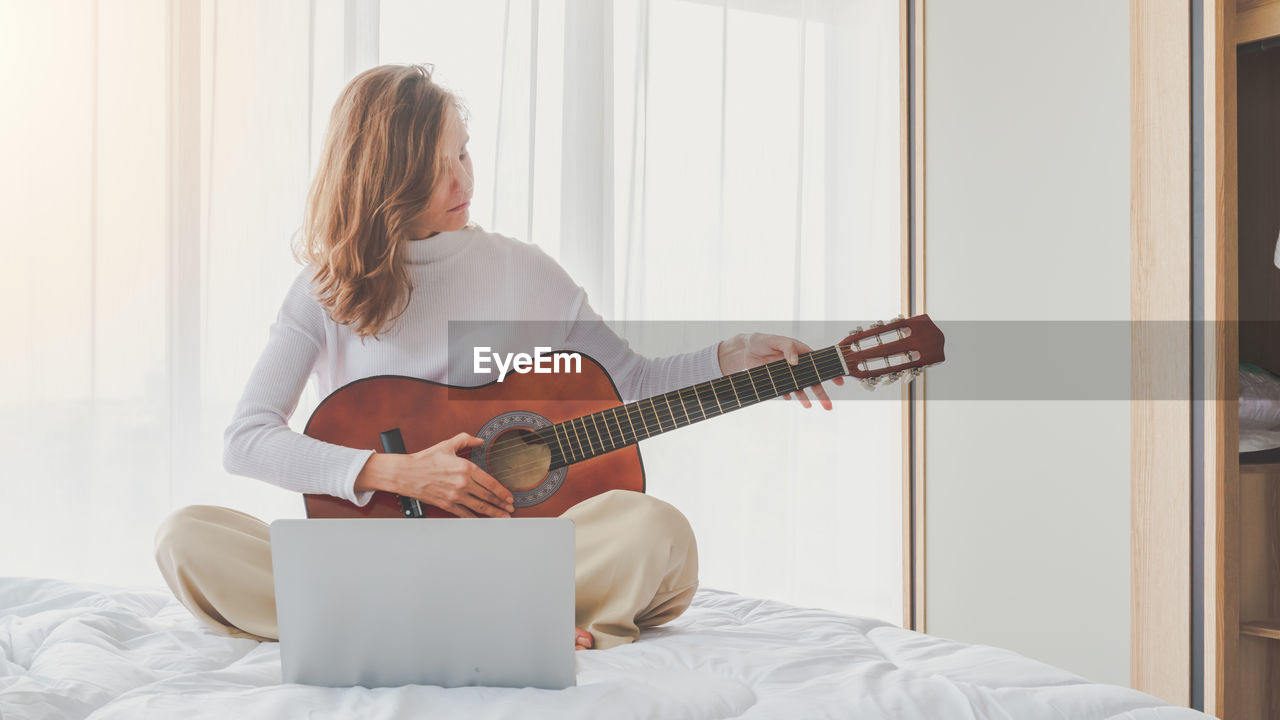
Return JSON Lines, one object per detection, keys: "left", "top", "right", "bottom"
{"left": 450, "top": 163, "right": 472, "bottom": 192}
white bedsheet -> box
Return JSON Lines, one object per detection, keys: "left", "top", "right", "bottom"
{"left": 0, "top": 577, "right": 1215, "bottom": 720}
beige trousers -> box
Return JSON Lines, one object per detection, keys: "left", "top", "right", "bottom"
{"left": 154, "top": 489, "right": 698, "bottom": 650}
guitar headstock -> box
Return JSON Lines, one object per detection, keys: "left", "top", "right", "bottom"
{"left": 838, "top": 313, "right": 945, "bottom": 390}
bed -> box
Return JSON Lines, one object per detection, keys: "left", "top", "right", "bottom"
{"left": 0, "top": 577, "right": 1214, "bottom": 720}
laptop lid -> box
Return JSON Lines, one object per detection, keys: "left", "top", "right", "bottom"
{"left": 269, "top": 518, "right": 575, "bottom": 690}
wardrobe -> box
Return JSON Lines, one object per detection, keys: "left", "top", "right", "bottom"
{"left": 1132, "top": 1, "right": 1280, "bottom": 717}
{"left": 1234, "top": 18, "right": 1280, "bottom": 719}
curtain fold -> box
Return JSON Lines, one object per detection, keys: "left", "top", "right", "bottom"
{"left": 2, "top": 0, "right": 903, "bottom": 623}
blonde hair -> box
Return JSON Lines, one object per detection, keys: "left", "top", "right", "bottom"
{"left": 296, "top": 63, "right": 471, "bottom": 339}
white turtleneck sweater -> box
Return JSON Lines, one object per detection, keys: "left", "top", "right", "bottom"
{"left": 223, "top": 226, "right": 723, "bottom": 506}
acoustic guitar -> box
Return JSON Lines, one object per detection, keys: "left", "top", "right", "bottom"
{"left": 303, "top": 314, "right": 945, "bottom": 519}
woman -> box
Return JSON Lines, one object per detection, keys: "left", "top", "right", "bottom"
{"left": 154, "top": 64, "right": 841, "bottom": 652}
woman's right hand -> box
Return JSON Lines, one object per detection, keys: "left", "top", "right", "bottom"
{"left": 405, "top": 433, "right": 515, "bottom": 517}
{"left": 355, "top": 432, "right": 515, "bottom": 517}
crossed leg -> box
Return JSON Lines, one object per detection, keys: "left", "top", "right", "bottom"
{"left": 154, "top": 489, "right": 699, "bottom": 650}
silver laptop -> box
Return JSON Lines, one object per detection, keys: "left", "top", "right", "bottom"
{"left": 269, "top": 518, "right": 576, "bottom": 689}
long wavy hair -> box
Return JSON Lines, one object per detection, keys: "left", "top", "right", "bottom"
{"left": 296, "top": 64, "right": 471, "bottom": 339}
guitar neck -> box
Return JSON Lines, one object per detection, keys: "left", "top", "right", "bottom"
{"left": 539, "top": 346, "right": 846, "bottom": 468}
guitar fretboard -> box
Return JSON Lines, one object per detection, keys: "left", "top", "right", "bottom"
{"left": 537, "top": 346, "right": 846, "bottom": 468}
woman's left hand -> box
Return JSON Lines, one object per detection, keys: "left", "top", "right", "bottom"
{"left": 716, "top": 333, "right": 845, "bottom": 410}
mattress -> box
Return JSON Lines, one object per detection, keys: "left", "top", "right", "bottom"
{"left": 0, "top": 577, "right": 1215, "bottom": 720}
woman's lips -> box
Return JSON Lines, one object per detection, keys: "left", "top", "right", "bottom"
{"left": 450, "top": 201, "right": 470, "bottom": 212}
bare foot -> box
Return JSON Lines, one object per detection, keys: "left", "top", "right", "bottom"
{"left": 574, "top": 627, "right": 594, "bottom": 651}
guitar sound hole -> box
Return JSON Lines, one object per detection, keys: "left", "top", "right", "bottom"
{"left": 486, "top": 428, "right": 550, "bottom": 492}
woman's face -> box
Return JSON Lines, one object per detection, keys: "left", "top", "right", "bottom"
{"left": 408, "top": 105, "right": 474, "bottom": 239}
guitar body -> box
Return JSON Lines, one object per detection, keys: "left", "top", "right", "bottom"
{"left": 302, "top": 353, "right": 644, "bottom": 519}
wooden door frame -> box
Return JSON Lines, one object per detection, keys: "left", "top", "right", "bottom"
{"left": 1130, "top": 0, "right": 1193, "bottom": 707}
{"left": 1200, "top": 1, "right": 1239, "bottom": 717}
{"left": 1131, "top": 0, "right": 1238, "bottom": 714}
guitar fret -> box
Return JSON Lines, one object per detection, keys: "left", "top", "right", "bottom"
{"left": 690, "top": 385, "right": 708, "bottom": 419}
{"left": 603, "top": 409, "right": 618, "bottom": 446}
{"left": 733, "top": 372, "right": 756, "bottom": 405}
{"left": 771, "top": 362, "right": 793, "bottom": 394}
{"left": 724, "top": 375, "right": 742, "bottom": 406}
{"left": 800, "top": 353, "right": 822, "bottom": 386}
{"left": 565, "top": 418, "right": 581, "bottom": 458}
{"left": 722, "top": 377, "right": 740, "bottom": 409}
{"left": 744, "top": 366, "right": 762, "bottom": 400}
{"left": 617, "top": 408, "right": 630, "bottom": 443}
{"left": 572, "top": 417, "right": 589, "bottom": 456}
{"left": 623, "top": 403, "right": 640, "bottom": 440}
{"left": 644, "top": 400, "right": 658, "bottom": 435}
{"left": 709, "top": 379, "right": 726, "bottom": 413}
{"left": 662, "top": 395, "right": 677, "bottom": 428}
{"left": 590, "top": 413, "right": 608, "bottom": 451}
{"left": 604, "top": 409, "right": 622, "bottom": 447}
{"left": 646, "top": 398, "right": 664, "bottom": 432}
{"left": 562, "top": 421, "right": 581, "bottom": 461}
{"left": 723, "top": 376, "right": 739, "bottom": 405}
{"left": 583, "top": 416, "right": 603, "bottom": 455}
{"left": 568, "top": 418, "right": 583, "bottom": 457}
{"left": 695, "top": 381, "right": 720, "bottom": 416}
{"left": 636, "top": 401, "right": 655, "bottom": 437}
{"left": 662, "top": 394, "right": 680, "bottom": 428}
{"left": 636, "top": 402, "right": 653, "bottom": 438}
{"left": 757, "top": 361, "right": 778, "bottom": 394}
{"left": 550, "top": 423, "right": 569, "bottom": 464}
{"left": 791, "top": 360, "right": 810, "bottom": 388}
{"left": 821, "top": 348, "right": 841, "bottom": 381}
{"left": 655, "top": 394, "right": 675, "bottom": 427}
{"left": 619, "top": 407, "right": 635, "bottom": 443}
{"left": 687, "top": 387, "right": 705, "bottom": 421}
{"left": 777, "top": 360, "right": 794, "bottom": 391}
{"left": 775, "top": 360, "right": 800, "bottom": 394}
{"left": 675, "top": 389, "right": 692, "bottom": 424}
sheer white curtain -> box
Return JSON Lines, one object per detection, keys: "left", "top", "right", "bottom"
{"left": 2, "top": 0, "right": 902, "bottom": 624}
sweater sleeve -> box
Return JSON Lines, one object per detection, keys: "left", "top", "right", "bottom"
{"left": 222, "top": 269, "right": 377, "bottom": 506}
{"left": 561, "top": 287, "right": 723, "bottom": 403}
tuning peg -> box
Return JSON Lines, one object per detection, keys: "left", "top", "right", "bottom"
{"left": 849, "top": 325, "right": 864, "bottom": 335}
{"left": 891, "top": 314, "right": 905, "bottom": 323}
{"left": 859, "top": 375, "right": 882, "bottom": 391}
{"left": 870, "top": 319, "right": 885, "bottom": 329}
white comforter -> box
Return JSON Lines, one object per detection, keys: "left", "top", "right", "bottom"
{"left": 0, "top": 577, "right": 1214, "bottom": 720}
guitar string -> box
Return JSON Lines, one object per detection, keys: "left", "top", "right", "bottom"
{"left": 470, "top": 346, "right": 851, "bottom": 457}
{"left": 398, "top": 338, "right": 912, "bottom": 468}
{"left": 389, "top": 332, "right": 913, "bottom": 464}
{"left": 474, "top": 351, "right": 848, "bottom": 460}
{"left": 470, "top": 356, "right": 867, "bottom": 478}
{"left": 392, "top": 352, "right": 917, "bottom": 504}
{"left": 384, "top": 341, "right": 922, "bottom": 504}
{"left": 470, "top": 352, "right": 874, "bottom": 465}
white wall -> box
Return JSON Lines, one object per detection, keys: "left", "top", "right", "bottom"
{"left": 924, "top": 1, "right": 1131, "bottom": 686}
